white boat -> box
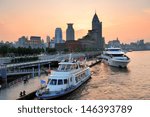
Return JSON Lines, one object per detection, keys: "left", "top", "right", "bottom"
{"left": 101, "top": 47, "right": 130, "bottom": 68}
{"left": 36, "top": 56, "right": 91, "bottom": 99}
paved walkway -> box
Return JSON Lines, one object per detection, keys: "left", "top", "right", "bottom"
{"left": 0, "top": 75, "right": 48, "bottom": 100}
{"left": 0, "top": 59, "right": 98, "bottom": 100}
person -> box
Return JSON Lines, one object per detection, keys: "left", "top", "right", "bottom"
{"left": 20, "top": 91, "right": 23, "bottom": 97}
{"left": 23, "top": 90, "right": 26, "bottom": 96}
{"left": 23, "top": 78, "right": 29, "bottom": 84}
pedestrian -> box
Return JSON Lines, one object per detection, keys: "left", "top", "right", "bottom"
{"left": 23, "top": 90, "right": 26, "bottom": 96}
{"left": 20, "top": 91, "right": 23, "bottom": 97}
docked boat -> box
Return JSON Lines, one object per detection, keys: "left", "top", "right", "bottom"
{"left": 36, "top": 56, "right": 91, "bottom": 99}
{"left": 101, "top": 47, "right": 130, "bottom": 68}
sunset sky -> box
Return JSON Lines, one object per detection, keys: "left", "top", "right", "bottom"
{"left": 0, "top": 0, "right": 150, "bottom": 43}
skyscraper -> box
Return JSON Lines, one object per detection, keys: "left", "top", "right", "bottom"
{"left": 46, "top": 36, "right": 51, "bottom": 48}
{"left": 66, "top": 23, "right": 75, "bottom": 41}
{"left": 55, "top": 28, "right": 63, "bottom": 43}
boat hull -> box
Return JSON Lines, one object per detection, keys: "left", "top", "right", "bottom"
{"left": 102, "top": 59, "right": 130, "bottom": 68}
{"left": 36, "top": 75, "right": 91, "bottom": 100}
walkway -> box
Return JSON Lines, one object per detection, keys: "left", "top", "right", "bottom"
{"left": 0, "top": 75, "right": 48, "bottom": 100}
{"left": 0, "top": 59, "right": 100, "bottom": 100}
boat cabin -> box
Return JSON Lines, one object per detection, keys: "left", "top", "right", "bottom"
{"left": 106, "top": 48, "right": 121, "bottom": 51}
{"left": 57, "top": 62, "right": 79, "bottom": 71}
{"left": 57, "top": 62, "right": 86, "bottom": 72}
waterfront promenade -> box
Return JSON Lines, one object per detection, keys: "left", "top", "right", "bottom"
{"left": 0, "top": 58, "right": 100, "bottom": 100}
{"left": 0, "top": 75, "right": 48, "bottom": 100}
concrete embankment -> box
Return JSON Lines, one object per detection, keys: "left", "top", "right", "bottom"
{"left": 17, "top": 89, "right": 38, "bottom": 100}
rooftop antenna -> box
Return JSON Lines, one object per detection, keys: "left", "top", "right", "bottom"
{"left": 95, "top": 9, "right": 97, "bottom": 14}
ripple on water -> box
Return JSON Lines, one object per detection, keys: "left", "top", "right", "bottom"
{"left": 66, "top": 51, "right": 150, "bottom": 100}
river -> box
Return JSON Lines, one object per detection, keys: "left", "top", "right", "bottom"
{"left": 0, "top": 51, "right": 150, "bottom": 100}
{"left": 61, "top": 51, "right": 150, "bottom": 100}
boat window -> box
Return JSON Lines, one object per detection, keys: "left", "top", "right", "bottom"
{"left": 47, "top": 79, "right": 51, "bottom": 83}
{"left": 66, "top": 65, "right": 71, "bottom": 70}
{"left": 64, "top": 79, "right": 68, "bottom": 84}
{"left": 108, "top": 49, "right": 121, "bottom": 51}
{"left": 58, "top": 79, "right": 63, "bottom": 85}
{"left": 50, "top": 79, "right": 57, "bottom": 85}
{"left": 70, "top": 65, "right": 75, "bottom": 70}
{"left": 83, "top": 73, "right": 86, "bottom": 77}
{"left": 58, "top": 64, "right": 75, "bottom": 71}
{"left": 70, "top": 77, "right": 72, "bottom": 82}
{"left": 112, "top": 54, "right": 123, "bottom": 57}
{"left": 58, "top": 64, "right": 65, "bottom": 71}
{"left": 75, "top": 77, "right": 78, "bottom": 83}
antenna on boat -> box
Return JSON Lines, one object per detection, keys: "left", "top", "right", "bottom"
{"left": 69, "top": 53, "right": 72, "bottom": 62}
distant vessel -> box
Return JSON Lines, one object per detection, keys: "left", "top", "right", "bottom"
{"left": 36, "top": 55, "right": 91, "bottom": 99}
{"left": 101, "top": 47, "right": 130, "bottom": 68}
{"left": 128, "top": 49, "right": 133, "bottom": 52}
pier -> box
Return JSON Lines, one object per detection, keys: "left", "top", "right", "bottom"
{"left": 0, "top": 57, "right": 101, "bottom": 100}
{"left": 0, "top": 53, "right": 88, "bottom": 85}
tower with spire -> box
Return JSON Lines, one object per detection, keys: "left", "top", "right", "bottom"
{"left": 78, "top": 12, "right": 105, "bottom": 51}
{"left": 92, "top": 13, "right": 102, "bottom": 38}
{"left": 91, "top": 12, "right": 104, "bottom": 50}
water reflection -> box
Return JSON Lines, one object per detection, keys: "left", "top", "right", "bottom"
{"left": 0, "top": 51, "right": 150, "bottom": 100}
{"left": 109, "top": 66, "right": 129, "bottom": 73}
{"left": 61, "top": 51, "right": 150, "bottom": 100}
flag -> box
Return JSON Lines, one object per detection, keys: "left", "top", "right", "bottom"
{"left": 40, "top": 80, "right": 46, "bottom": 85}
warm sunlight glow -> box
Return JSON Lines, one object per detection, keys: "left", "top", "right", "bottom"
{"left": 0, "top": 0, "right": 150, "bottom": 43}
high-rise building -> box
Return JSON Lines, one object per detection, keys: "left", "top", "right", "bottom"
{"left": 66, "top": 23, "right": 75, "bottom": 41}
{"left": 46, "top": 36, "right": 51, "bottom": 48}
{"left": 55, "top": 28, "right": 63, "bottom": 43}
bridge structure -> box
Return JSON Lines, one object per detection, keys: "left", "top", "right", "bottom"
{"left": 0, "top": 53, "right": 85, "bottom": 85}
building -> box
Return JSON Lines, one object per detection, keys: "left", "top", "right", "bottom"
{"left": 54, "top": 28, "right": 63, "bottom": 43}
{"left": 66, "top": 23, "right": 75, "bottom": 41}
{"left": 108, "top": 38, "right": 121, "bottom": 48}
{"left": 78, "top": 13, "right": 105, "bottom": 51}
{"left": 55, "top": 13, "right": 105, "bottom": 52}
{"left": 16, "top": 36, "right": 28, "bottom": 48}
{"left": 16, "top": 36, "right": 45, "bottom": 49}
{"left": 50, "top": 38, "right": 55, "bottom": 48}
{"left": 65, "top": 40, "right": 82, "bottom": 52}
{"left": 29, "top": 36, "right": 42, "bottom": 48}
{"left": 46, "top": 36, "right": 51, "bottom": 48}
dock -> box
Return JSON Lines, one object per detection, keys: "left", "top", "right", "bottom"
{"left": 0, "top": 58, "right": 101, "bottom": 100}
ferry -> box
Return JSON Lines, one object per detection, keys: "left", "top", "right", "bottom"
{"left": 36, "top": 56, "right": 91, "bottom": 99}
{"left": 101, "top": 47, "right": 130, "bottom": 68}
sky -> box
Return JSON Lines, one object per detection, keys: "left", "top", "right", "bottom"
{"left": 0, "top": 0, "right": 150, "bottom": 43}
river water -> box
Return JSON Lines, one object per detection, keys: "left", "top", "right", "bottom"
{"left": 0, "top": 51, "right": 150, "bottom": 100}
{"left": 61, "top": 51, "right": 150, "bottom": 100}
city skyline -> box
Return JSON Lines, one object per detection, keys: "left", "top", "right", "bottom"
{"left": 0, "top": 0, "right": 150, "bottom": 43}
